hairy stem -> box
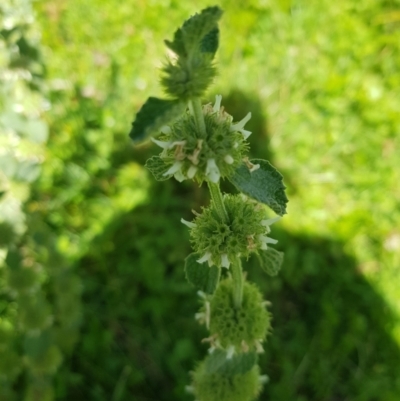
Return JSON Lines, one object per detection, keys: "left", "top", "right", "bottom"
{"left": 231, "top": 256, "right": 244, "bottom": 309}
{"left": 208, "top": 182, "right": 228, "bottom": 222}
{"left": 190, "top": 98, "right": 207, "bottom": 137}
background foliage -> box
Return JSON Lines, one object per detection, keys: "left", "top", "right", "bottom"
{"left": 1, "top": 0, "right": 400, "bottom": 400}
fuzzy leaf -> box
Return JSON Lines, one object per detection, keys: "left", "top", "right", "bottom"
{"left": 200, "top": 27, "right": 219, "bottom": 54}
{"left": 184, "top": 253, "right": 220, "bottom": 294}
{"left": 145, "top": 156, "right": 170, "bottom": 181}
{"left": 129, "top": 97, "right": 185, "bottom": 143}
{"left": 204, "top": 350, "right": 257, "bottom": 375}
{"left": 165, "top": 6, "right": 222, "bottom": 58}
{"left": 257, "top": 248, "right": 284, "bottom": 276}
{"left": 229, "top": 159, "right": 288, "bottom": 215}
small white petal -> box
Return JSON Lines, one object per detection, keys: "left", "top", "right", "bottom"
{"left": 195, "top": 312, "right": 205, "bottom": 320}
{"left": 205, "top": 158, "right": 220, "bottom": 183}
{"left": 255, "top": 340, "right": 264, "bottom": 353}
{"left": 187, "top": 165, "right": 198, "bottom": 179}
{"left": 249, "top": 163, "right": 260, "bottom": 172}
{"left": 224, "top": 154, "right": 234, "bottom": 164}
{"left": 226, "top": 346, "right": 235, "bottom": 359}
{"left": 197, "top": 252, "right": 212, "bottom": 264}
{"left": 151, "top": 137, "right": 172, "bottom": 149}
{"left": 181, "top": 218, "right": 196, "bottom": 228}
{"left": 230, "top": 112, "right": 251, "bottom": 132}
{"left": 221, "top": 254, "right": 230, "bottom": 269}
{"left": 258, "top": 235, "right": 278, "bottom": 245}
{"left": 213, "top": 94, "right": 222, "bottom": 112}
{"left": 160, "top": 125, "right": 171, "bottom": 134}
{"left": 261, "top": 217, "right": 281, "bottom": 227}
{"left": 174, "top": 169, "right": 186, "bottom": 182}
{"left": 171, "top": 140, "right": 186, "bottom": 148}
{"left": 163, "top": 161, "right": 183, "bottom": 176}
{"left": 241, "top": 129, "right": 252, "bottom": 140}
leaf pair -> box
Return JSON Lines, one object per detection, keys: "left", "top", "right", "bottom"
{"left": 185, "top": 248, "right": 283, "bottom": 295}
{"left": 204, "top": 349, "right": 258, "bottom": 376}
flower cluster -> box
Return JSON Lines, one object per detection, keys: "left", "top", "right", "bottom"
{"left": 198, "top": 278, "right": 271, "bottom": 355}
{"left": 151, "top": 96, "right": 251, "bottom": 183}
{"left": 182, "top": 194, "right": 280, "bottom": 269}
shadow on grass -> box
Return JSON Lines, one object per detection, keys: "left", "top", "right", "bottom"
{"left": 64, "top": 91, "right": 400, "bottom": 401}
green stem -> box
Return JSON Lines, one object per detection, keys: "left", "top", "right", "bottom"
{"left": 207, "top": 182, "right": 228, "bottom": 222}
{"left": 231, "top": 256, "right": 243, "bottom": 309}
{"left": 189, "top": 98, "right": 207, "bottom": 137}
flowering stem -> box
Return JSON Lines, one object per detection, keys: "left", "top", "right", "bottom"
{"left": 208, "top": 182, "right": 228, "bottom": 223}
{"left": 231, "top": 256, "right": 243, "bottom": 309}
{"left": 190, "top": 98, "right": 207, "bottom": 138}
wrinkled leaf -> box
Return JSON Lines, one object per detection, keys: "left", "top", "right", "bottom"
{"left": 200, "top": 27, "right": 219, "bottom": 54}
{"left": 204, "top": 349, "right": 257, "bottom": 375}
{"left": 229, "top": 159, "right": 288, "bottom": 215}
{"left": 129, "top": 97, "right": 185, "bottom": 143}
{"left": 145, "top": 156, "right": 170, "bottom": 181}
{"left": 257, "top": 247, "right": 284, "bottom": 276}
{"left": 165, "top": 6, "right": 222, "bottom": 58}
{"left": 184, "top": 252, "right": 220, "bottom": 294}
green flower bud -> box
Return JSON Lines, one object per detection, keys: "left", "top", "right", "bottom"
{"left": 191, "top": 359, "right": 262, "bottom": 401}
{"left": 185, "top": 194, "right": 279, "bottom": 267}
{"left": 150, "top": 96, "right": 250, "bottom": 183}
{"left": 206, "top": 278, "right": 271, "bottom": 353}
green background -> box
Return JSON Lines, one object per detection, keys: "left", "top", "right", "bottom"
{"left": 1, "top": 0, "right": 400, "bottom": 400}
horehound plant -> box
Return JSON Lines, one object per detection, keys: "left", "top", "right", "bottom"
{"left": 129, "top": 6, "right": 288, "bottom": 401}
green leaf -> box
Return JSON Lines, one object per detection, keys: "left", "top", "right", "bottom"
{"left": 184, "top": 253, "right": 220, "bottom": 294}
{"left": 228, "top": 159, "right": 288, "bottom": 215}
{"left": 200, "top": 27, "right": 219, "bottom": 54}
{"left": 145, "top": 156, "right": 170, "bottom": 181}
{"left": 204, "top": 349, "right": 257, "bottom": 375}
{"left": 165, "top": 6, "right": 223, "bottom": 58}
{"left": 129, "top": 97, "right": 185, "bottom": 143}
{"left": 257, "top": 247, "right": 284, "bottom": 276}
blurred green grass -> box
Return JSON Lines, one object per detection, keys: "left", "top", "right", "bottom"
{"left": 25, "top": 0, "right": 400, "bottom": 399}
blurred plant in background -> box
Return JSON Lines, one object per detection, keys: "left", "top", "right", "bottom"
{"left": 1, "top": 0, "right": 400, "bottom": 400}
{"left": 0, "top": 1, "right": 82, "bottom": 400}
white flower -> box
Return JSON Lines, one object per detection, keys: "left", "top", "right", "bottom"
{"left": 187, "top": 165, "right": 198, "bottom": 179}
{"left": 226, "top": 345, "right": 235, "bottom": 359}
{"left": 221, "top": 254, "right": 230, "bottom": 269}
{"left": 213, "top": 94, "right": 222, "bottom": 112}
{"left": 261, "top": 216, "right": 281, "bottom": 233}
{"left": 205, "top": 158, "right": 220, "bottom": 183}
{"left": 160, "top": 125, "right": 171, "bottom": 134}
{"left": 230, "top": 112, "right": 252, "bottom": 139}
{"left": 151, "top": 137, "right": 185, "bottom": 150}
{"left": 197, "top": 251, "right": 212, "bottom": 266}
{"left": 180, "top": 218, "right": 196, "bottom": 229}
{"left": 249, "top": 163, "right": 260, "bottom": 172}
{"left": 224, "top": 154, "right": 234, "bottom": 164}
{"left": 255, "top": 339, "right": 264, "bottom": 353}
{"left": 258, "top": 234, "right": 278, "bottom": 250}
{"left": 174, "top": 169, "right": 186, "bottom": 182}
{"left": 151, "top": 137, "right": 172, "bottom": 149}
{"left": 163, "top": 161, "right": 183, "bottom": 176}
